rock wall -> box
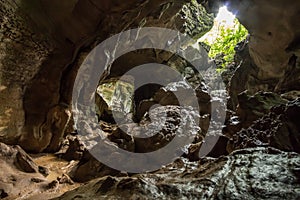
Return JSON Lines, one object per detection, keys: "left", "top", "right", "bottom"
{"left": 1, "top": 1, "right": 300, "bottom": 199}
{"left": 205, "top": 0, "right": 300, "bottom": 108}
{"left": 0, "top": 0, "right": 213, "bottom": 152}
{"left": 1, "top": 0, "right": 300, "bottom": 153}
{"left": 0, "top": 0, "right": 53, "bottom": 146}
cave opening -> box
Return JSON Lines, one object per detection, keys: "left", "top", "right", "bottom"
{"left": 198, "top": 5, "right": 249, "bottom": 71}
{"left": 94, "top": 4, "right": 248, "bottom": 128}
{"left": 92, "top": 4, "right": 250, "bottom": 163}
{"left": 1, "top": 0, "right": 300, "bottom": 199}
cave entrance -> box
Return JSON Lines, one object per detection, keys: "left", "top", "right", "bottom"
{"left": 95, "top": 76, "right": 135, "bottom": 123}
{"left": 198, "top": 6, "right": 249, "bottom": 71}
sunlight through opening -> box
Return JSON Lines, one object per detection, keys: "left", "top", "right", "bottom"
{"left": 200, "top": 6, "right": 236, "bottom": 44}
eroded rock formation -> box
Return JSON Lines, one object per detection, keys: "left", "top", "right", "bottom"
{"left": 0, "top": 0, "right": 213, "bottom": 152}
{"left": 55, "top": 148, "right": 300, "bottom": 200}
{"left": 0, "top": 142, "right": 77, "bottom": 199}
{"left": 0, "top": 0, "right": 300, "bottom": 199}
{"left": 213, "top": 0, "right": 300, "bottom": 108}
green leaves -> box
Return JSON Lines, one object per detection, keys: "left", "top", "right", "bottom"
{"left": 203, "top": 18, "right": 248, "bottom": 70}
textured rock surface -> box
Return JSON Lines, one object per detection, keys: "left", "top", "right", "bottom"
{"left": 206, "top": 0, "right": 300, "bottom": 99}
{"left": 55, "top": 148, "right": 300, "bottom": 200}
{"left": 56, "top": 135, "right": 85, "bottom": 161}
{"left": 228, "top": 98, "right": 300, "bottom": 154}
{"left": 0, "top": 0, "right": 299, "bottom": 155}
{"left": 224, "top": 92, "right": 288, "bottom": 140}
{"left": 0, "top": 142, "right": 52, "bottom": 199}
{"left": 1, "top": 0, "right": 300, "bottom": 199}
{"left": 201, "top": 0, "right": 300, "bottom": 112}
{"left": 236, "top": 92, "right": 287, "bottom": 128}
{"left": 0, "top": 0, "right": 213, "bottom": 152}
{"left": 69, "top": 149, "right": 120, "bottom": 183}
{"left": 0, "top": 0, "right": 53, "bottom": 147}
{"left": 0, "top": 142, "right": 43, "bottom": 174}
{"left": 70, "top": 105, "right": 201, "bottom": 182}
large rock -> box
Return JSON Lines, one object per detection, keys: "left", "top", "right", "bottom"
{"left": 0, "top": 142, "right": 86, "bottom": 199}
{"left": 228, "top": 98, "right": 300, "bottom": 154}
{"left": 69, "top": 150, "right": 120, "bottom": 183}
{"left": 0, "top": 142, "right": 47, "bottom": 199}
{"left": 0, "top": 142, "right": 40, "bottom": 173}
{"left": 135, "top": 81, "right": 211, "bottom": 121}
{"left": 236, "top": 91, "right": 287, "bottom": 127}
{"left": 55, "top": 135, "right": 85, "bottom": 161}
{"left": 70, "top": 105, "right": 201, "bottom": 182}
{"left": 55, "top": 147, "right": 300, "bottom": 200}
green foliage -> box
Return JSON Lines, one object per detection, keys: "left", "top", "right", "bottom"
{"left": 203, "top": 18, "right": 248, "bottom": 69}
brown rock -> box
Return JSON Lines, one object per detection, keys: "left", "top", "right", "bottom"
{"left": 0, "top": 0, "right": 212, "bottom": 153}
{"left": 15, "top": 149, "right": 39, "bottom": 173}
{"left": 0, "top": 143, "right": 51, "bottom": 199}
{"left": 57, "top": 174, "right": 74, "bottom": 185}
{"left": 69, "top": 150, "right": 120, "bottom": 183}
{"left": 56, "top": 135, "right": 85, "bottom": 161}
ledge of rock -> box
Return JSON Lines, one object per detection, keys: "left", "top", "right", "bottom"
{"left": 54, "top": 147, "right": 300, "bottom": 200}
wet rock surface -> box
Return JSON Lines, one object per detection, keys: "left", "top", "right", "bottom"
{"left": 54, "top": 147, "right": 300, "bottom": 200}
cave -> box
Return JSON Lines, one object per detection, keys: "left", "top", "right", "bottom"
{"left": 0, "top": 0, "right": 300, "bottom": 199}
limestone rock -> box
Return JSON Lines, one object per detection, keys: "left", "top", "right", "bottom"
{"left": 56, "top": 135, "right": 85, "bottom": 161}
{"left": 69, "top": 150, "right": 120, "bottom": 183}
{"left": 14, "top": 146, "right": 39, "bottom": 173}
{"left": 0, "top": 142, "right": 42, "bottom": 174}
{"left": 236, "top": 91, "right": 287, "bottom": 127}
{"left": 0, "top": 0, "right": 214, "bottom": 152}
{"left": 0, "top": 142, "right": 51, "bottom": 199}
{"left": 224, "top": 91, "right": 288, "bottom": 139}
{"left": 70, "top": 105, "right": 201, "bottom": 182}
{"left": 55, "top": 148, "right": 300, "bottom": 200}
{"left": 228, "top": 98, "right": 300, "bottom": 154}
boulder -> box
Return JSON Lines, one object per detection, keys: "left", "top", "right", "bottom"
{"left": 55, "top": 148, "right": 300, "bottom": 199}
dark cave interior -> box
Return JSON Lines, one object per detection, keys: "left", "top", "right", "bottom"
{"left": 0, "top": 0, "right": 300, "bottom": 199}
